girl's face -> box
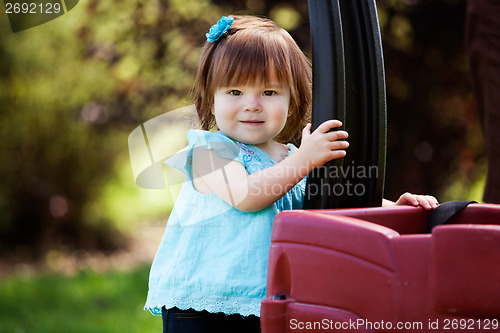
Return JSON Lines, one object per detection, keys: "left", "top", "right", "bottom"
{"left": 213, "top": 79, "right": 290, "bottom": 147}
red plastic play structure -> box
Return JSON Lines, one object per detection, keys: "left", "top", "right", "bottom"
{"left": 261, "top": 205, "right": 500, "bottom": 332}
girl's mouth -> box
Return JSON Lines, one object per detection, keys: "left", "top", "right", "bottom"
{"left": 240, "top": 120, "right": 265, "bottom": 125}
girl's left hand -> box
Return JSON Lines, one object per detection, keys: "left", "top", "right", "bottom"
{"left": 394, "top": 192, "right": 439, "bottom": 210}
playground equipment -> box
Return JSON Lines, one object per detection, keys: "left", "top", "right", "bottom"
{"left": 261, "top": 204, "right": 500, "bottom": 332}
{"left": 261, "top": 0, "right": 500, "bottom": 331}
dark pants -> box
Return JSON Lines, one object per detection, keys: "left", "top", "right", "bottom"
{"left": 466, "top": 0, "right": 500, "bottom": 203}
{"left": 162, "top": 307, "right": 261, "bottom": 333}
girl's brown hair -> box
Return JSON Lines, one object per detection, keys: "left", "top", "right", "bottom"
{"left": 192, "top": 15, "right": 312, "bottom": 145}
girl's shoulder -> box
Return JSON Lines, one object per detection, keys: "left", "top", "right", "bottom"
{"left": 187, "top": 129, "right": 241, "bottom": 160}
{"left": 166, "top": 129, "right": 294, "bottom": 175}
{"left": 165, "top": 130, "right": 241, "bottom": 176}
{"left": 187, "top": 130, "right": 265, "bottom": 165}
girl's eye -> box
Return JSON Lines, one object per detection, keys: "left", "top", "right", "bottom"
{"left": 229, "top": 90, "right": 242, "bottom": 96}
{"left": 263, "top": 90, "right": 276, "bottom": 96}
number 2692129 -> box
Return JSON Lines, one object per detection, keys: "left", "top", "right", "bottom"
{"left": 5, "top": 2, "right": 62, "bottom": 14}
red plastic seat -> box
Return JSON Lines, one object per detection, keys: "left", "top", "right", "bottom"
{"left": 261, "top": 204, "right": 500, "bottom": 332}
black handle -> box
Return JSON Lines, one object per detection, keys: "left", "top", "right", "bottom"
{"left": 303, "top": 0, "right": 387, "bottom": 209}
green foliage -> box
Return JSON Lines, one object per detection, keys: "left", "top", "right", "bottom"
{"left": 0, "top": 0, "right": 220, "bottom": 255}
{"left": 0, "top": 266, "right": 161, "bottom": 333}
{"left": 86, "top": 155, "right": 174, "bottom": 233}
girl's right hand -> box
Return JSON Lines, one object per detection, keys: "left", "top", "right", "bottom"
{"left": 299, "top": 120, "right": 349, "bottom": 168}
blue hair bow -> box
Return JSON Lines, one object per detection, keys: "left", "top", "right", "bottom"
{"left": 206, "top": 16, "right": 234, "bottom": 43}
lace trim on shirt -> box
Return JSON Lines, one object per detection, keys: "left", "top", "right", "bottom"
{"left": 145, "top": 294, "right": 262, "bottom": 317}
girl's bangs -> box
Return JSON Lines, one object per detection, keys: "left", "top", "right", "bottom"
{"left": 212, "top": 36, "right": 290, "bottom": 89}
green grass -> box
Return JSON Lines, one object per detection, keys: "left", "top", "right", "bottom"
{"left": 0, "top": 265, "right": 161, "bottom": 333}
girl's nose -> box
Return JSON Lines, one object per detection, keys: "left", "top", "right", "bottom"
{"left": 244, "top": 95, "right": 262, "bottom": 112}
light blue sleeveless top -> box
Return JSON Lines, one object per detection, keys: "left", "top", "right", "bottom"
{"left": 144, "top": 130, "right": 306, "bottom": 317}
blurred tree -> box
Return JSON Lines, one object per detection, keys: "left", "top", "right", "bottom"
{"left": 0, "top": 0, "right": 222, "bottom": 258}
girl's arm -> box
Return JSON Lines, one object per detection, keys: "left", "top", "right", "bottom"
{"left": 192, "top": 120, "right": 349, "bottom": 212}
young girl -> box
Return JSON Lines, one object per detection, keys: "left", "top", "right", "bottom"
{"left": 145, "top": 15, "right": 438, "bottom": 333}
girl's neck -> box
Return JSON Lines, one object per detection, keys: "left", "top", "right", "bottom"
{"left": 256, "top": 140, "right": 289, "bottom": 163}
{"left": 218, "top": 131, "right": 289, "bottom": 163}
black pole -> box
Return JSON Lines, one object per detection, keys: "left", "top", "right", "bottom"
{"left": 303, "top": 0, "right": 345, "bottom": 209}
{"left": 303, "top": 0, "right": 386, "bottom": 209}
